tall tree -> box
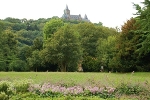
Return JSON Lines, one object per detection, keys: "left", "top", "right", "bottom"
{"left": 27, "top": 50, "right": 42, "bottom": 71}
{"left": 43, "top": 18, "right": 64, "bottom": 40}
{"left": 134, "top": 0, "right": 150, "bottom": 31}
{"left": 133, "top": 0, "right": 150, "bottom": 71}
{"left": 97, "top": 36, "right": 117, "bottom": 71}
{"left": 0, "top": 21, "right": 4, "bottom": 34}
{"left": 32, "top": 37, "right": 43, "bottom": 50}
{"left": 42, "top": 24, "right": 82, "bottom": 72}
{"left": 121, "top": 17, "right": 137, "bottom": 34}
{"left": 0, "top": 21, "right": 5, "bottom": 70}
{"left": 0, "top": 29, "right": 18, "bottom": 71}
{"left": 76, "top": 22, "right": 101, "bottom": 57}
{"left": 114, "top": 17, "right": 138, "bottom": 72}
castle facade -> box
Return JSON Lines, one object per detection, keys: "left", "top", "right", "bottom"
{"left": 62, "top": 5, "right": 90, "bottom": 22}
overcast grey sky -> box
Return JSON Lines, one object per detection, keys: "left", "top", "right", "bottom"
{"left": 0, "top": 0, "right": 143, "bottom": 28}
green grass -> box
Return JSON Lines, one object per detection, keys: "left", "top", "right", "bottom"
{"left": 0, "top": 72, "right": 150, "bottom": 100}
{"left": 10, "top": 93, "right": 113, "bottom": 100}
{"left": 0, "top": 72, "right": 149, "bottom": 86}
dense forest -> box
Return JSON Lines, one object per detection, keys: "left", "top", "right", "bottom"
{"left": 0, "top": 0, "right": 150, "bottom": 72}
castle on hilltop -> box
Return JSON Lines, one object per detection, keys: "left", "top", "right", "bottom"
{"left": 62, "top": 5, "right": 90, "bottom": 22}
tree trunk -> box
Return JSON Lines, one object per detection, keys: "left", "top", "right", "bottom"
{"left": 36, "top": 67, "right": 37, "bottom": 72}
{"left": 78, "top": 60, "right": 83, "bottom": 72}
{"left": 60, "top": 63, "right": 66, "bottom": 72}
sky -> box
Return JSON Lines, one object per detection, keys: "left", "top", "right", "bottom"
{"left": 0, "top": 0, "right": 143, "bottom": 28}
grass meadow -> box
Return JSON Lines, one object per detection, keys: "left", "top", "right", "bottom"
{"left": 0, "top": 72, "right": 149, "bottom": 85}
{"left": 0, "top": 72, "right": 150, "bottom": 100}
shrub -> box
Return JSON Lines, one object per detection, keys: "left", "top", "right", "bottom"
{"left": 0, "top": 81, "right": 10, "bottom": 93}
{"left": 82, "top": 56, "right": 100, "bottom": 72}
{"left": 13, "top": 79, "right": 33, "bottom": 93}
{"left": 9, "top": 60, "right": 28, "bottom": 71}
{"left": 0, "top": 92, "right": 8, "bottom": 100}
{"left": 116, "top": 83, "right": 143, "bottom": 95}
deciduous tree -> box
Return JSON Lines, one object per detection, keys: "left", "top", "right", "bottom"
{"left": 43, "top": 18, "right": 64, "bottom": 40}
{"left": 42, "top": 24, "right": 82, "bottom": 72}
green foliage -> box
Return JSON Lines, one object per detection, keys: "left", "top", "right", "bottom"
{"left": 10, "top": 93, "right": 108, "bottom": 100}
{"left": 1, "top": 6, "right": 150, "bottom": 72}
{"left": 76, "top": 22, "right": 118, "bottom": 73}
{"left": 27, "top": 50, "right": 42, "bottom": 71}
{"left": 13, "top": 79, "right": 33, "bottom": 93}
{"left": 0, "top": 92, "right": 8, "bottom": 100}
{"left": 10, "top": 92, "right": 39, "bottom": 100}
{"left": 0, "top": 21, "right": 4, "bottom": 34}
{"left": 110, "top": 0, "right": 150, "bottom": 72}
{"left": 82, "top": 56, "right": 100, "bottom": 72}
{"left": 0, "top": 29, "right": 18, "bottom": 71}
{"left": 134, "top": 0, "right": 150, "bottom": 31}
{"left": 116, "top": 83, "right": 143, "bottom": 95}
{"left": 0, "top": 81, "right": 14, "bottom": 97}
{"left": 4, "top": 17, "right": 21, "bottom": 23}
{"left": 134, "top": 31, "right": 150, "bottom": 71}
{"left": 40, "top": 91, "right": 63, "bottom": 98}
{"left": 0, "top": 81, "right": 10, "bottom": 93}
{"left": 97, "top": 36, "right": 117, "bottom": 71}
{"left": 76, "top": 22, "right": 102, "bottom": 57}
{"left": 115, "top": 31, "right": 138, "bottom": 72}
{"left": 32, "top": 37, "right": 43, "bottom": 50}
{"left": 64, "top": 96, "right": 75, "bottom": 100}
{"left": 121, "top": 17, "right": 137, "bottom": 34}
{"left": 16, "top": 30, "right": 42, "bottom": 46}
{"left": 43, "top": 18, "right": 64, "bottom": 40}
{"left": 0, "top": 62, "right": 7, "bottom": 71}
{"left": 0, "top": 18, "right": 47, "bottom": 72}
{"left": 9, "top": 60, "right": 28, "bottom": 71}
{"left": 42, "top": 24, "right": 82, "bottom": 72}
{"left": 134, "top": 1, "right": 150, "bottom": 71}
{"left": 0, "top": 79, "right": 33, "bottom": 98}
{"left": 63, "top": 19, "right": 84, "bottom": 24}
{"left": 112, "top": 17, "right": 141, "bottom": 72}
{"left": 94, "top": 22, "right": 103, "bottom": 26}
{"left": 18, "top": 45, "right": 32, "bottom": 61}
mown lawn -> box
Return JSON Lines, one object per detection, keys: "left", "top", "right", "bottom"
{"left": 0, "top": 72, "right": 149, "bottom": 86}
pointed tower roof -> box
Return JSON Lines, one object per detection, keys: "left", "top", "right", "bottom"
{"left": 84, "top": 14, "right": 88, "bottom": 19}
{"left": 66, "top": 5, "right": 69, "bottom": 10}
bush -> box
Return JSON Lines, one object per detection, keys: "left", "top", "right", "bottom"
{"left": 0, "top": 81, "right": 9, "bottom": 93}
{"left": 0, "top": 81, "right": 14, "bottom": 95}
{"left": 13, "top": 79, "right": 33, "bottom": 93}
{"left": 0, "top": 79, "right": 33, "bottom": 96}
{"left": 0, "top": 92, "right": 8, "bottom": 100}
{"left": 116, "top": 83, "right": 143, "bottom": 95}
{"left": 9, "top": 60, "right": 28, "bottom": 71}
{"left": 0, "top": 61, "right": 7, "bottom": 71}
{"left": 82, "top": 56, "right": 100, "bottom": 72}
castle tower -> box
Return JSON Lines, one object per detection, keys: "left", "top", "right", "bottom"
{"left": 79, "top": 14, "right": 82, "bottom": 20}
{"left": 62, "top": 5, "right": 90, "bottom": 22}
{"left": 64, "top": 5, "right": 70, "bottom": 19}
{"left": 66, "top": 5, "right": 69, "bottom": 10}
{"left": 84, "top": 14, "right": 88, "bottom": 19}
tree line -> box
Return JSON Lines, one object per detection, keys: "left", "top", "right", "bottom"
{"left": 0, "top": 0, "right": 150, "bottom": 72}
